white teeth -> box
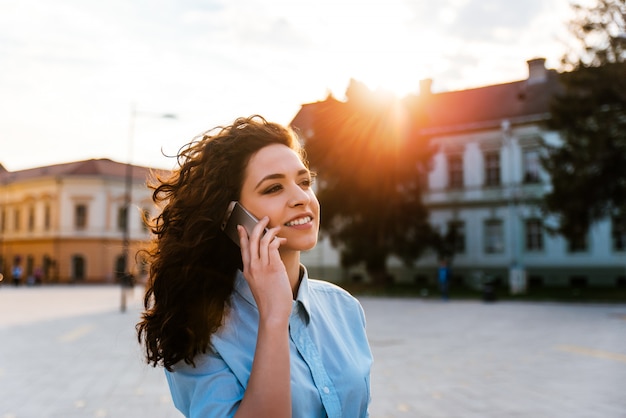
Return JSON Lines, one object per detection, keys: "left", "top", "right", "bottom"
{"left": 285, "top": 216, "right": 312, "bottom": 226}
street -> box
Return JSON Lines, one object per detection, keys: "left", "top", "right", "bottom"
{"left": 1, "top": 285, "right": 625, "bottom": 417}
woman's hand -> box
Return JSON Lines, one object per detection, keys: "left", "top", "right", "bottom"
{"left": 235, "top": 217, "right": 293, "bottom": 418}
{"left": 238, "top": 217, "right": 292, "bottom": 322}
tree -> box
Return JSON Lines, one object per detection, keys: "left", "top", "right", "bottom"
{"left": 431, "top": 222, "right": 461, "bottom": 263}
{"left": 542, "top": 0, "right": 626, "bottom": 241}
{"left": 301, "top": 80, "right": 435, "bottom": 283}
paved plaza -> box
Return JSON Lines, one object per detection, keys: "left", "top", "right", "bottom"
{"left": 0, "top": 284, "right": 625, "bottom": 418}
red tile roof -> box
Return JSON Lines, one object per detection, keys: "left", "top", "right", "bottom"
{"left": 291, "top": 63, "right": 564, "bottom": 136}
{"left": 0, "top": 158, "right": 167, "bottom": 184}
{"left": 411, "top": 71, "right": 561, "bottom": 132}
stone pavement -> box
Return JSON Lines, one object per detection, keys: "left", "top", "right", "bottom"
{"left": 0, "top": 285, "right": 625, "bottom": 418}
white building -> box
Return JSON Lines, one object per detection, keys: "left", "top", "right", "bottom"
{"left": 4, "top": 59, "right": 624, "bottom": 288}
{"left": 293, "top": 58, "right": 626, "bottom": 288}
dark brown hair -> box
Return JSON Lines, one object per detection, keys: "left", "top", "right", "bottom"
{"left": 136, "top": 115, "right": 303, "bottom": 370}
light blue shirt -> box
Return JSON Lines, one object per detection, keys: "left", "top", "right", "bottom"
{"left": 165, "top": 267, "right": 373, "bottom": 418}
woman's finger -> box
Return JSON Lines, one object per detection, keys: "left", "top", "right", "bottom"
{"left": 248, "top": 216, "right": 270, "bottom": 261}
{"left": 259, "top": 226, "right": 281, "bottom": 264}
{"left": 268, "top": 237, "right": 286, "bottom": 264}
{"left": 238, "top": 225, "right": 251, "bottom": 268}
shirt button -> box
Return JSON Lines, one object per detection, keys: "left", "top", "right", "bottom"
{"left": 323, "top": 387, "right": 330, "bottom": 394}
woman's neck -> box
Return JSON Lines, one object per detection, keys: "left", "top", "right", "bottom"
{"left": 280, "top": 251, "right": 302, "bottom": 297}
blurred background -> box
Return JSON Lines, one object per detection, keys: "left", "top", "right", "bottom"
{"left": 1, "top": 0, "right": 625, "bottom": 300}
{"left": 0, "top": 2, "right": 625, "bottom": 417}
{"left": 0, "top": 0, "right": 573, "bottom": 171}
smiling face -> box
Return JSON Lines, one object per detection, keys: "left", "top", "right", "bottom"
{"left": 239, "top": 143, "right": 320, "bottom": 253}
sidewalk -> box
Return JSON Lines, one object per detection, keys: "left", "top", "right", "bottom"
{"left": 0, "top": 285, "right": 178, "bottom": 418}
{"left": 1, "top": 285, "right": 625, "bottom": 417}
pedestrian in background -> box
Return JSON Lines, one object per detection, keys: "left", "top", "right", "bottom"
{"left": 11, "top": 257, "right": 23, "bottom": 287}
{"left": 33, "top": 267, "right": 43, "bottom": 285}
{"left": 137, "top": 116, "right": 372, "bottom": 418}
{"left": 438, "top": 259, "right": 451, "bottom": 301}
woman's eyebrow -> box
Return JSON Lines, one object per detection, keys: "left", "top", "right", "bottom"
{"left": 255, "top": 173, "right": 285, "bottom": 190}
{"left": 254, "top": 169, "right": 310, "bottom": 190}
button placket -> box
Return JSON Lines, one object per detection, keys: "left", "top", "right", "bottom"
{"left": 289, "top": 310, "right": 342, "bottom": 418}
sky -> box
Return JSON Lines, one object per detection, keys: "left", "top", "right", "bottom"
{"left": 0, "top": 0, "right": 575, "bottom": 172}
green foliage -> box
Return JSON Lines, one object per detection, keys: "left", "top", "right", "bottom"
{"left": 562, "top": 0, "right": 626, "bottom": 68}
{"left": 303, "top": 80, "right": 436, "bottom": 281}
{"left": 542, "top": 0, "right": 626, "bottom": 241}
{"left": 431, "top": 222, "right": 461, "bottom": 261}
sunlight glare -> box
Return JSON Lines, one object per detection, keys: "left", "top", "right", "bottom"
{"left": 338, "top": 2, "right": 427, "bottom": 98}
{"left": 284, "top": 0, "right": 438, "bottom": 98}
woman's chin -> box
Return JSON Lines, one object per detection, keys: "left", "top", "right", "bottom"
{"left": 280, "top": 237, "right": 318, "bottom": 253}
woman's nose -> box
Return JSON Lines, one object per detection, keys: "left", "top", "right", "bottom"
{"left": 288, "top": 184, "right": 311, "bottom": 207}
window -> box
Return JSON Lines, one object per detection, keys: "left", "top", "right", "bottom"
{"left": 484, "top": 219, "right": 504, "bottom": 254}
{"left": 28, "top": 206, "right": 35, "bottom": 231}
{"left": 568, "top": 232, "right": 588, "bottom": 253}
{"left": 26, "top": 255, "right": 34, "bottom": 277}
{"left": 71, "top": 255, "right": 86, "bottom": 281}
{"left": 447, "top": 220, "right": 466, "bottom": 253}
{"left": 523, "top": 149, "right": 541, "bottom": 183}
{"left": 484, "top": 151, "right": 501, "bottom": 186}
{"left": 569, "top": 276, "right": 587, "bottom": 288}
{"left": 141, "top": 208, "right": 150, "bottom": 232}
{"left": 44, "top": 204, "right": 51, "bottom": 230}
{"left": 75, "top": 204, "right": 87, "bottom": 230}
{"left": 138, "top": 255, "right": 148, "bottom": 275}
{"left": 14, "top": 208, "right": 20, "bottom": 231}
{"left": 115, "top": 254, "right": 127, "bottom": 278}
{"left": 525, "top": 218, "right": 544, "bottom": 251}
{"left": 43, "top": 255, "right": 52, "bottom": 280}
{"left": 612, "top": 215, "right": 626, "bottom": 251}
{"left": 118, "top": 206, "right": 128, "bottom": 231}
{"left": 448, "top": 155, "right": 464, "bottom": 189}
{"left": 528, "top": 275, "right": 544, "bottom": 289}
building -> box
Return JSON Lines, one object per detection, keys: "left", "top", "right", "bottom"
{"left": 0, "top": 159, "right": 159, "bottom": 284}
{"left": 292, "top": 58, "right": 626, "bottom": 288}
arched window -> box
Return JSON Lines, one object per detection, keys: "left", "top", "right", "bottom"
{"left": 447, "top": 154, "right": 464, "bottom": 189}
{"left": 115, "top": 255, "right": 126, "bottom": 279}
{"left": 43, "top": 255, "right": 52, "bottom": 281}
{"left": 72, "top": 255, "right": 86, "bottom": 281}
{"left": 484, "top": 151, "right": 501, "bottom": 186}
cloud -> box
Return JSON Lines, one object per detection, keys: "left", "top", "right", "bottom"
{"left": 0, "top": 0, "right": 574, "bottom": 170}
{"left": 403, "top": 0, "right": 550, "bottom": 42}
{"left": 451, "top": 0, "right": 563, "bottom": 47}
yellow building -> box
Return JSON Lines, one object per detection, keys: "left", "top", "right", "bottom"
{"left": 0, "top": 159, "right": 160, "bottom": 284}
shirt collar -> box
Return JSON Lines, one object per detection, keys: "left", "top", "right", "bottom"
{"left": 295, "top": 266, "right": 312, "bottom": 324}
{"left": 234, "top": 266, "right": 312, "bottom": 324}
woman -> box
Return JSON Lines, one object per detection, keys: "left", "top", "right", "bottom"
{"left": 137, "top": 116, "right": 372, "bottom": 418}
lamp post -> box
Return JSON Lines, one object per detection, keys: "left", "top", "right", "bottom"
{"left": 121, "top": 103, "right": 176, "bottom": 312}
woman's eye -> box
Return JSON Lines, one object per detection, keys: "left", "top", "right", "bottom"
{"left": 263, "top": 184, "right": 283, "bottom": 194}
{"left": 301, "top": 176, "right": 315, "bottom": 188}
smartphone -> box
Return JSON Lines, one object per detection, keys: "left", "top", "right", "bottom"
{"left": 221, "top": 201, "right": 267, "bottom": 246}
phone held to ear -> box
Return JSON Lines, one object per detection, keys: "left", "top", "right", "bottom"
{"left": 221, "top": 201, "right": 268, "bottom": 247}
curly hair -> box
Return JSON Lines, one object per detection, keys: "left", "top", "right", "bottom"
{"left": 136, "top": 115, "right": 304, "bottom": 370}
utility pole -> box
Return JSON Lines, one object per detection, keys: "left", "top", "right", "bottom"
{"left": 121, "top": 104, "right": 176, "bottom": 312}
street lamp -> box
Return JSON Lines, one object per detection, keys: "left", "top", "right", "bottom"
{"left": 120, "top": 103, "right": 176, "bottom": 312}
